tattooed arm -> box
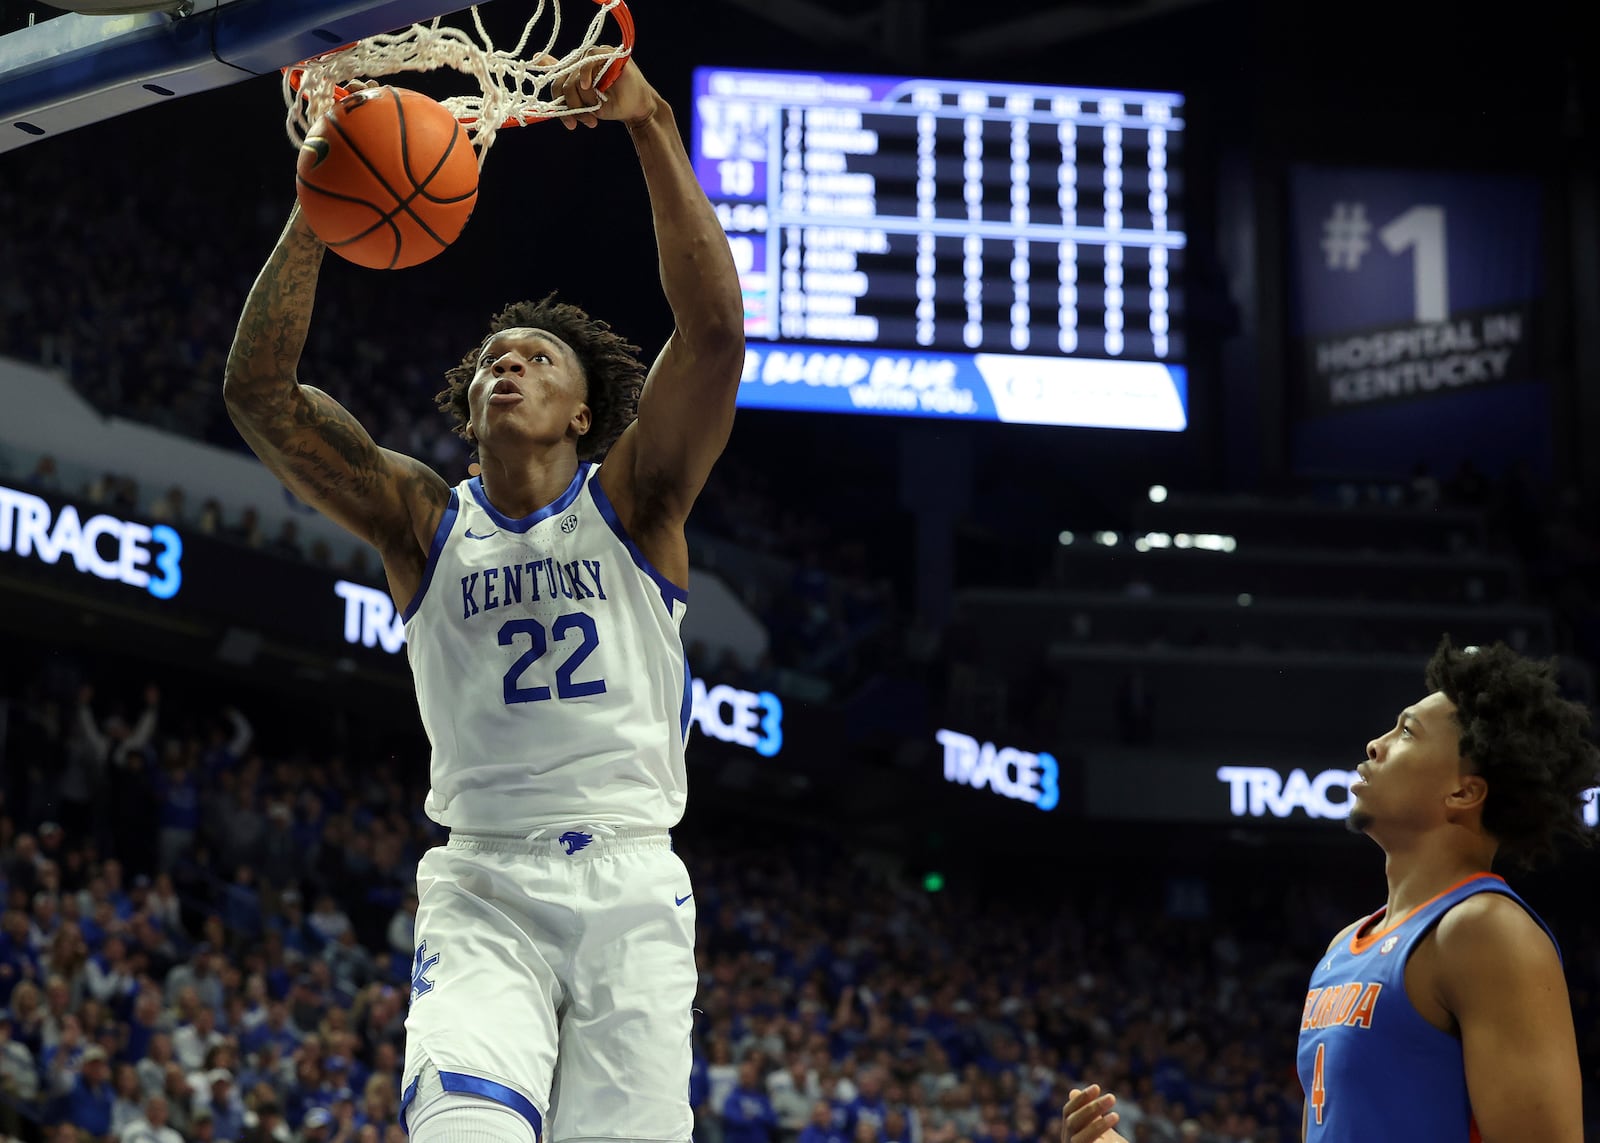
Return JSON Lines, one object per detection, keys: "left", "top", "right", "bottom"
{"left": 223, "top": 207, "right": 448, "bottom": 556}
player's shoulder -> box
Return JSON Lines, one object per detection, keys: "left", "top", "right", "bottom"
{"left": 1431, "top": 886, "right": 1564, "bottom": 1010}
{"left": 1433, "top": 887, "right": 1548, "bottom": 953}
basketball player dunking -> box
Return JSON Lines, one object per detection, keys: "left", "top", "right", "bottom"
{"left": 224, "top": 56, "right": 741, "bottom": 1143}
{"left": 1059, "top": 639, "right": 1596, "bottom": 1143}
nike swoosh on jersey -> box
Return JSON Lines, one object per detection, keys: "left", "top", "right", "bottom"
{"left": 465, "top": 528, "right": 499, "bottom": 540}
{"left": 675, "top": 893, "right": 692, "bottom": 906}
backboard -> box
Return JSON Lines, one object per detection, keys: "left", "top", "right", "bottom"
{"left": 0, "top": 0, "right": 470, "bottom": 155}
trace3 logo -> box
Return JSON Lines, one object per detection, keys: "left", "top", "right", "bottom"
{"left": 690, "top": 678, "right": 783, "bottom": 757}
{"left": 1215, "top": 766, "right": 1359, "bottom": 820}
{"left": 335, "top": 580, "right": 407, "bottom": 654}
{"left": 0, "top": 485, "right": 182, "bottom": 600}
{"left": 936, "top": 729, "right": 1060, "bottom": 812}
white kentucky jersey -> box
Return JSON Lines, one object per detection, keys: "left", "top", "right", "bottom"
{"left": 402, "top": 462, "right": 690, "bottom": 833}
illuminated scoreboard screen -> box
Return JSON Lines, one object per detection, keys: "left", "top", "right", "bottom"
{"left": 691, "top": 68, "right": 1188, "bottom": 431}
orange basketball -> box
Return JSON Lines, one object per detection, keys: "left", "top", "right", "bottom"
{"left": 296, "top": 86, "right": 479, "bottom": 270}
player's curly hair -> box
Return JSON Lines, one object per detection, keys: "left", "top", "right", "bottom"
{"left": 436, "top": 293, "right": 645, "bottom": 462}
{"left": 1426, "top": 636, "right": 1600, "bottom": 868}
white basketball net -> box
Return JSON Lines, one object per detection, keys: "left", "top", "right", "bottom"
{"left": 283, "top": 0, "right": 631, "bottom": 168}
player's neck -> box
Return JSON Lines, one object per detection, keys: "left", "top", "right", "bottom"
{"left": 1380, "top": 840, "right": 1492, "bottom": 923}
{"left": 476, "top": 450, "right": 581, "bottom": 519}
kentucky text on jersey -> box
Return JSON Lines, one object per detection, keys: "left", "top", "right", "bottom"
{"left": 403, "top": 462, "right": 691, "bottom": 834}
{"left": 459, "top": 558, "right": 609, "bottom": 619}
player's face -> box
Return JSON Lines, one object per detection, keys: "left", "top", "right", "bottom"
{"left": 467, "top": 328, "right": 591, "bottom": 456}
{"left": 1347, "top": 690, "right": 1470, "bottom": 836}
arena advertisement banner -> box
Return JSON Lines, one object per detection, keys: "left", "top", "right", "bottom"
{"left": 0, "top": 485, "right": 399, "bottom": 673}
{"left": 1285, "top": 167, "right": 1550, "bottom": 476}
{"left": 1085, "top": 756, "right": 1361, "bottom": 824}
{"left": 738, "top": 345, "right": 1188, "bottom": 431}
{"left": 0, "top": 482, "right": 183, "bottom": 601}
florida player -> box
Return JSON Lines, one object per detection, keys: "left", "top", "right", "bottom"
{"left": 1059, "top": 638, "right": 1596, "bottom": 1143}
{"left": 223, "top": 54, "right": 741, "bottom": 1143}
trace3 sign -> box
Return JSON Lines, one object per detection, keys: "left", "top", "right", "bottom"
{"left": 0, "top": 485, "right": 183, "bottom": 600}
{"left": 1216, "top": 766, "right": 1359, "bottom": 820}
{"left": 937, "top": 729, "right": 1060, "bottom": 812}
{"left": 689, "top": 678, "right": 784, "bottom": 758}
{"left": 336, "top": 580, "right": 407, "bottom": 653}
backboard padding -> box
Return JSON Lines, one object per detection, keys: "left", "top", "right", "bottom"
{"left": 1, "top": 0, "right": 470, "bottom": 154}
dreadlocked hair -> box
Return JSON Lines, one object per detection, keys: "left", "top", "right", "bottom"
{"left": 1425, "top": 636, "right": 1600, "bottom": 868}
{"left": 436, "top": 293, "right": 645, "bottom": 462}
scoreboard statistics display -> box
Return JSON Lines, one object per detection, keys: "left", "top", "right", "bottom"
{"left": 691, "top": 67, "right": 1188, "bottom": 431}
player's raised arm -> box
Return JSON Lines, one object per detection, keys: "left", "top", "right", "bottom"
{"left": 562, "top": 59, "right": 745, "bottom": 523}
{"left": 1437, "top": 893, "right": 1584, "bottom": 1143}
{"left": 223, "top": 206, "right": 447, "bottom": 552}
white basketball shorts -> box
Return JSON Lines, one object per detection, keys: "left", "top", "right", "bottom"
{"left": 400, "top": 829, "right": 697, "bottom": 1143}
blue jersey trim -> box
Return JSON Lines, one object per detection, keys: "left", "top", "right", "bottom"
{"left": 398, "top": 1069, "right": 543, "bottom": 1140}
{"left": 586, "top": 470, "right": 690, "bottom": 609}
{"left": 401, "top": 489, "right": 460, "bottom": 624}
{"left": 679, "top": 652, "right": 693, "bottom": 743}
{"left": 399, "top": 1076, "right": 419, "bottom": 1133}
{"left": 468, "top": 463, "right": 591, "bottom": 533}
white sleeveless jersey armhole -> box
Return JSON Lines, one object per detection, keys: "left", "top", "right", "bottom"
{"left": 403, "top": 462, "right": 691, "bottom": 833}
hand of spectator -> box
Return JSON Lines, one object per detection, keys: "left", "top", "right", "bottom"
{"left": 1061, "top": 1086, "right": 1127, "bottom": 1143}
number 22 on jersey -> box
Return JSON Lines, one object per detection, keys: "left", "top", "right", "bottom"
{"left": 497, "top": 614, "right": 606, "bottom": 704}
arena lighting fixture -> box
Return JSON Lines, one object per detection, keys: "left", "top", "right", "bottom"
{"left": 1132, "top": 531, "right": 1244, "bottom": 555}
{"left": 1165, "top": 532, "right": 1238, "bottom": 553}
{"left": 1096, "top": 531, "right": 1120, "bottom": 546}
{"left": 1148, "top": 484, "right": 1168, "bottom": 503}
{"left": 1237, "top": 593, "right": 1254, "bottom": 606}
{"left": 1058, "top": 530, "right": 1076, "bottom": 546}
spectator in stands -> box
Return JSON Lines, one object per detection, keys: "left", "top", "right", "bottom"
{"left": 768, "top": 1054, "right": 819, "bottom": 1139}
{"left": 199, "top": 1068, "right": 246, "bottom": 1142}
{"left": 25, "top": 455, "right": 62, "bottom": 493}
{"left": 723, "top": 1059, "right": 779, "bottom": 1143}
{"left": 305, "top": 897, "right": 351, "bottom": 952}
{"left": 173, "top": 1003, "right": 225, "bottom": 1073}
{"left": 797, "top": 1101, "right": 846, "bottom": 1143}
{"left": 60, "top": 1042, "right": 115, "bottom": 1139}
{"left": 383, "top": 893, "right": 416, "bottom": 966}
{"left": 297, "top": 1106, "right": 334, "bottom": 1143}
{"left": 149, "top": 486, "right": 190, "bottom": 527}
{"left": 121, "top": 1092, "right": 185, "bottom": 1143}
{"left": 112, "top": 1061, "right": 148, "bottom": 1136}
{"left": 2, "top": 1005, "right": 40, "bottom": 1135}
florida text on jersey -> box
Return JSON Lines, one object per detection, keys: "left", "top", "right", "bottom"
{"left": 1296, "top": 873, "right": 1559, "bottom": 1141}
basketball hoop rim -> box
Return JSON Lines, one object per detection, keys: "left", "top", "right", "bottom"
{"left": 282, "top": 0, "right": 634, "bottom": 131}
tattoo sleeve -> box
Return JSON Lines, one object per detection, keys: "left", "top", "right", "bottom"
{"left": 223, "top": 208, "right": 443, "bottom": 546}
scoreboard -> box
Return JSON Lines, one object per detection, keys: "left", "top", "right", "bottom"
{"left": 691, "top": 67, "right": 1189, "bottom": 431}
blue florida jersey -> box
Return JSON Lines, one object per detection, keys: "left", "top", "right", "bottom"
{"left": 403, "top": 463, "right": 691, "bottom": 833}
{"left": 1296, "top": 873, "right": 1559, "bottom": 1142}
